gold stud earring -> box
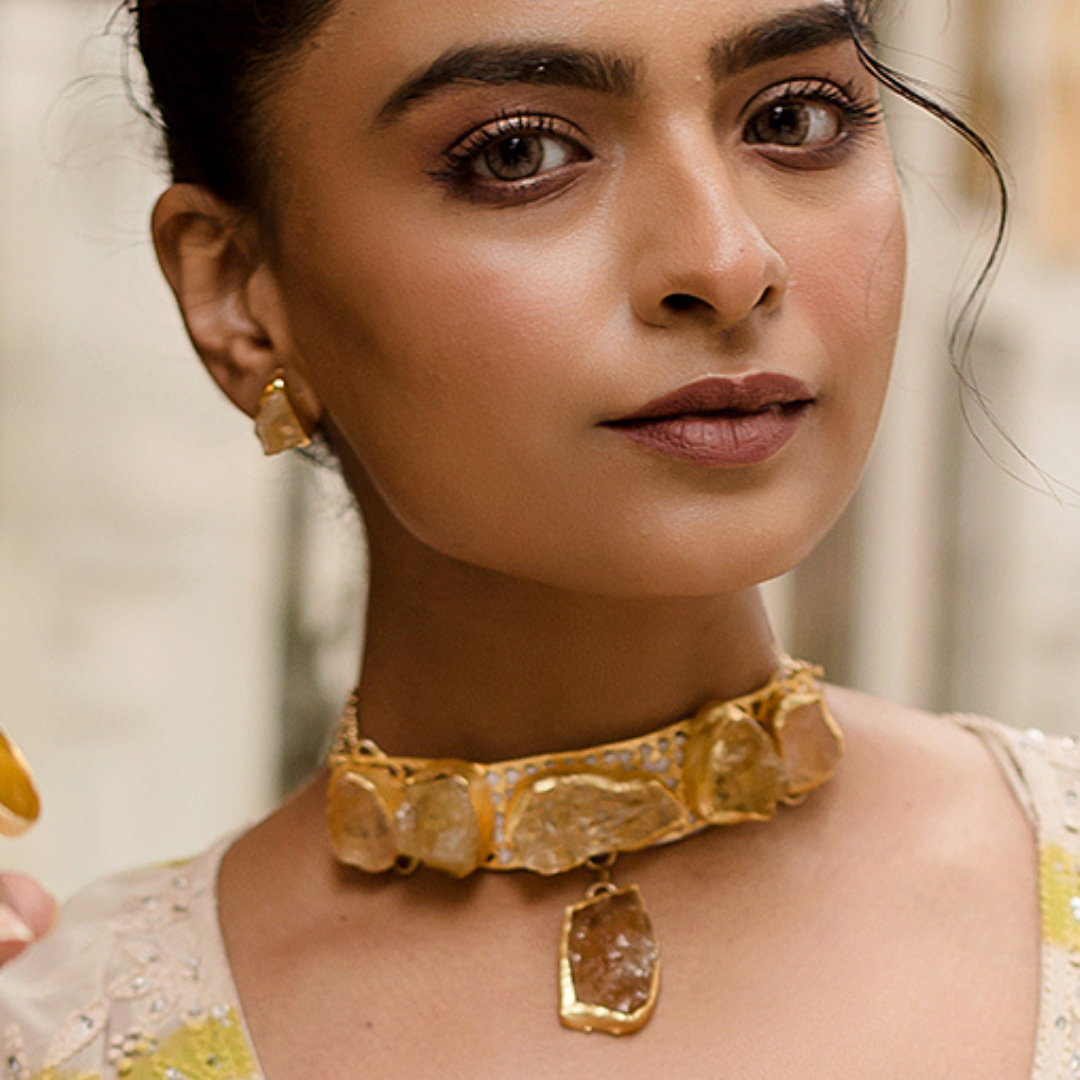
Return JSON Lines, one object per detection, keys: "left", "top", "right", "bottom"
{"left": 254, "top": 371, "right": 314, "bottom": 455}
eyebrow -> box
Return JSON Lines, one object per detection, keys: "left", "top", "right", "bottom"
{"left": 376, "top": 46, "right": 639, "bottom": 123}
{"left": 710, "top": 4, "right": 871, "bottom": 82}
{"left": 375, "top": 2, "right": 868, "bottom": 125}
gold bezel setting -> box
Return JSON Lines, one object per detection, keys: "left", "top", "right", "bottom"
{"left": 558, "top": 884, "right": 660, "bottom": 1035}
{"left": 329, "top": 660, "right": 839, "bottom": 876}
{"left": 327, "top": 660, "right": 841, "bottom": 1036}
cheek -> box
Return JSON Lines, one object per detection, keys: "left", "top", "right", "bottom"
{"left": 279, "top": 214, "right": 616, "bottom": 544}
{"left": 274, "top": 159, "right": 907, "bottom": 594}
{"left": 295, "top": 213, "right": 606, "bottom": 396}
{"left": 788, "top": 178, "right": 906, "bottom": 439}
{"left": 815, "top": 174, "right": 905, "bottom": 348}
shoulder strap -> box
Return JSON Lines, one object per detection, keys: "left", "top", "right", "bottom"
{"left": 953, "top": 716, "right": 1080, "bottom": 1078}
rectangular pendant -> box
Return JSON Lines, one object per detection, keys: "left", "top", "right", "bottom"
{"left": 558, "top": 884, "right": 660, "bottom": 1035}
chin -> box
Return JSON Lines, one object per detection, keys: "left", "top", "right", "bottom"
{"left": 468, "top": 513, "right": 838, "bottom": 600}
{"left": 566, "top": 491, "right": 855, "bottom": 599}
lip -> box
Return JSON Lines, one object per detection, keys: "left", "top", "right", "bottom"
{"left": 603, "top": 373, "right": 815, "bottom": 467}
{"left": 610, "top": 373, "right": 815, "bottom": 422}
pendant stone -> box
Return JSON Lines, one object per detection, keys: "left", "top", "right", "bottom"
{"left": 559, "top": 884, "right": 660, "bottom": 1035}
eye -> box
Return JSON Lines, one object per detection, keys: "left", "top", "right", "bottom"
{"left": 746, "top": 99, "right": 842, "bottom": 148}
{"left": 742, "top": 80, "right": 883, "bottom": 160}
{"left": 472, "top": 131, "right": 576, "bottom": 182}
{"left": 433, "top": 113, "right": 591, "bottom": 202}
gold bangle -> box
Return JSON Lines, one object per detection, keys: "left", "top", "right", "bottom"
{"left": 0, "top": 729, "right": 40, "bottom": 838}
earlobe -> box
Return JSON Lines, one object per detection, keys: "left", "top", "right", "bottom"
{"left": 151, "top": 184, "right": 321, "bottom": 425}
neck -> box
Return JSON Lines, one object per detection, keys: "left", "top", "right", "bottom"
{"left": 353, "top": 540, "right": 779, "bottom": 763}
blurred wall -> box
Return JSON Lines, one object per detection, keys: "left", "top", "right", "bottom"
{"left": 790, "top": 0, "right": 1080, "bottom": 732}
{"left": 0, "top": 0, "right": 287, "bottom": 897}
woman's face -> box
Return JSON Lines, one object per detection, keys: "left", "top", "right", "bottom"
{"left": 264, "top": 0, "right": 905, "bottom": 596}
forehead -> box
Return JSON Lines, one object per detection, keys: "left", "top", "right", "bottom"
{"left": 297, "top": 0, "right": 852, "bottom": 115}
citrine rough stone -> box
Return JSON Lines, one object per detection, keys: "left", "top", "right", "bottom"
{"left": 398, "top": 772, "right": 487, "bottom": 877}
{"left": 773, "top": 696, "right": 844, "bottom": 794}
{"left": 560, "top": 885, "right": 660, "bottom": 1034}
{"left": 327, "top": 769, "right": 400, "bottom": 873}
{"left": 506, "top": 773, "right": 684, "bottom": 875}
{"left": 254, "top": 382, "right": 311, "bottom": 454}
{"left": 685, "top": 706, "right": 788, "bottom": 823}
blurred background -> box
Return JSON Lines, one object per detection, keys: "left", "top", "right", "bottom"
{"left": 1, "top": 0, "right": 1079, "bottom": 899}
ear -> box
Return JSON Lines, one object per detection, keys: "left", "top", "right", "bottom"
{"left": 151, "top": 184, "right": 322, "bottom": 425}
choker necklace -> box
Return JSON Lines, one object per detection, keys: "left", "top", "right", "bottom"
{"left": 327, "top": 658, "right": 842, "bottom": 1035}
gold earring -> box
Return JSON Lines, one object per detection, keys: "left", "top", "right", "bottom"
{"left": 0, "top": 728, "right": 40, "bottom": 838}
{"left": 254, "top": 371, "right": 314, "bottom": 455}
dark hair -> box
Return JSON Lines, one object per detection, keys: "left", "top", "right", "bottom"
{"left": 132, "top": 0, "right": 340, "bottom": 207}
{"left": 842, "top": 2, "right": 1009, "bottom": 419}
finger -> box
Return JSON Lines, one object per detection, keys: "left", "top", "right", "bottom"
{"left": 0, "top": 873, "right": 56, "bottom": 964}
{"left": 0, "top": 910, "right": 33, "bottom": 965}
{"left": 0, "top": 873, "right": 56, "bottom": 937}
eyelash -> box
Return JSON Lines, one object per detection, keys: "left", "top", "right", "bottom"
{"left": 429, "top": 111, "right": 589, "bottom": 202}
{"left": 430, "top": 79, "right": 884, "bottom": 202}
{"left": 743, "top": 78, "right": 884, "bottom": 161}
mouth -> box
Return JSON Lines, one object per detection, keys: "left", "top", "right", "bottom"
{"left": 602, "top": 373, "right": 815, "bottom": 467}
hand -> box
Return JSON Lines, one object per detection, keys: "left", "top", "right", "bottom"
{"left": 0, "top": 872, "right": 56, "bottom": 965}
{"left": 0, "top": 729, "right": 50, "bottom": 964}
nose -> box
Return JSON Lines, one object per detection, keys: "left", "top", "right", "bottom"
{"left": 627, "top": 135, "right": 788, "bottom": 333}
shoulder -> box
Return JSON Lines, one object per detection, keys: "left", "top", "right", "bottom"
{"left": 822, "top": 686, "right": 1047, "bottom": 878}
{"left": 825, "top": 684, "right": 1080, "bottom": 906}
{"left": 834, "top": 683, "right": 1080, "bottom": 832}
{"left": 825, "top": 682, "right": 1079, "bottom": 814}
{"left": 0, "top": 839, "right": 253, "bottom": 1080}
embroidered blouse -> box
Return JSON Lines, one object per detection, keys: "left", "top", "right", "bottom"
{"left": 3, "top": 716, "right": 1080, "bottom": 1080}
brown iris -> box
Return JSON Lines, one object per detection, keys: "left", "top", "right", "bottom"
{"left": 482, "top": 134, "right": 546, "bottom": 180}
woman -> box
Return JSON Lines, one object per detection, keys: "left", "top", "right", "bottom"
{"left": 0, "top": 0, "right": 1071, "bottom": 1075}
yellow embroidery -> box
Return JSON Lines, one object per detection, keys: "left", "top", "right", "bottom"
{"left": 1041, "top": 843, "right": 1080, "bottom": 950}
{"left": 124, "top": 1012, "right": 256, "bottom": 1080}
{"left": 26, "top": 1013, "right": 256, "bottom": 1080}
{"left": 27, "top": 1073, "right": 101, "bottom": 1080}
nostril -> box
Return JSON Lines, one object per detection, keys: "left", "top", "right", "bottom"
{"left": 662, "top": 293, "right": 700, "bottom": 312}
{"left": 758, "top": 284, "right": 780, "bottom": 311}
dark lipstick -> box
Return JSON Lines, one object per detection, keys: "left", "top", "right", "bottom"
{"left": 604, "top": 373, "right": 814, "bottom": 467}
